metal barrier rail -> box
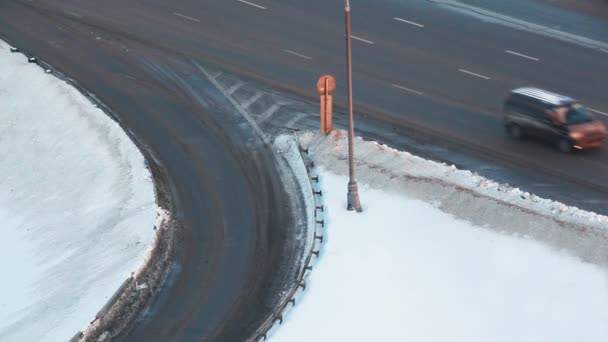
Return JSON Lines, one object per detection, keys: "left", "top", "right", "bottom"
{"left": 248, "top": 132, "right": 325, "bottom": 342}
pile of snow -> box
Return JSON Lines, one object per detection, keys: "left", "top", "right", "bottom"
{"left": 0, "top": 40, "right": 156, "bottom": 341}
{"left": 271, "top": 171, "right": 608, "bottom": 341}
{"left": 270, "top": 131, "right": 608, "bottom": 341}
{"left": 304, "top": 131, "right": 608, "bottom": 225}
{"left": 273, "top": 134, "right": 316, "bottom": 262}
{"left": 299, "top": 131, "right": 608, "bottom": 267}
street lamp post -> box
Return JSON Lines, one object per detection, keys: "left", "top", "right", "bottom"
{"left": 345, "top": 0, "right": 362, "bottom": 212}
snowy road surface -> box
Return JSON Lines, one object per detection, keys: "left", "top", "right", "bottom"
{"left": 0, "top": 41, "right": 156, "bottom": 341}
{"left": 270, "top": 132, "right": 608, "bottom": 342}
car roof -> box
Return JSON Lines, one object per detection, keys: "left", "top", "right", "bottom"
{"left": 510, "top": 87, "right": 577, "bottom": 106}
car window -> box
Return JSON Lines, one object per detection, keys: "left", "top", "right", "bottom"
{"left": 506, "top": 95, "right": 551, "bottom": 121}
{"left": 505, "top": 98, "right": 525, "bottom": 115}
{"left": 550, "top": 107, "right": 567, "bottom": 125}
{"left": 564, "top": 104, "right": 592, "bottom": 125}
{"left": 521, "top": 100, "right": 545, "bottom": 120}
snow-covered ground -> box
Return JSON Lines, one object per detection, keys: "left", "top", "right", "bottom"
{"left": 270, "top": 131, "right": 608, "bottom": 342}
{"left": 0, "top": 41, "right": 156, "bottom": 341}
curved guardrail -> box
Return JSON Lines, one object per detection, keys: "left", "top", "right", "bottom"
{"left": 248, "top": 132, "right": 326, "bottom": 342}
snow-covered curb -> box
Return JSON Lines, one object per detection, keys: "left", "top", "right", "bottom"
{"left": 300, "top": 130, "right": 608, "bottom": 267}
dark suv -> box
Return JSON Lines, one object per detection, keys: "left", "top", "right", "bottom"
{"left": 503, "top": 87, "right": 606, "bottom": 152}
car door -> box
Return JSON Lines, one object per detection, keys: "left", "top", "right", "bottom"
{"left": 504, "top": 97, "right": 532, "bottom": 130}
{"left": 528, "top": 102, "right": 555, "bottom": 139}
{"left": 537, "top": 113, "right": 560, "bottom": 141}
{"left": 519, "top": 99, "right": 545, "bottom": 137}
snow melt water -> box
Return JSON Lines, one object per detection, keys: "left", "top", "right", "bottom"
{"left": 0, "top": 40, "right": 156, "bottom": 341}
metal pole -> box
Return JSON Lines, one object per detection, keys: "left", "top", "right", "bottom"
{"left": 345, "top": 0, "right": 362, "bottom": 212}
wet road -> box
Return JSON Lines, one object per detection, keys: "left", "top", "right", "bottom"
{"left": 1, "top": 0, "right": 607, "bottom": 340}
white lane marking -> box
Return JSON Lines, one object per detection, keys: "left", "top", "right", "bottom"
{"left": 194, "top": 61, "right": 269, "bottom": 142}
{"left": 242, "top": 92, "right": 264, "bottom": 109}
{"left": 350, "top": 35, "right": 374, "bottom": 44}
{"left": 458, "top": 68, "right": 491, "bottom": 80}
{"left": 391, "top": 84, "right": 423, "bottom": 95}
{"left": 237, "top": 0, "right": 266, "bottom": 10}
{"left": 65, "top": 10, "right": 83, "bottom": 18}
{"left": 285, "top": 113, "right": 305, "bottom": 128}
{"left": 282, "top": 49, "right": 313, "bottom": 60}
{"left": 394, "top": 17, "right": 424, "bottom": 28}
{"left": 173, "top": 12, "right": 200, "bottom": 22}
{"left": 429, "top": 0, "right": 608, "bottom": 54}
{"left": 227, "top": 81, "right": 244, "bottom": 95}
{"left": 589, "top": 108, "right": 608, "bottom": 116}
{"left": 258, "top": 103, "right": 282, "bottom": 123}
{"left": 505, "top": 50, "right": 540, "bottom": 61}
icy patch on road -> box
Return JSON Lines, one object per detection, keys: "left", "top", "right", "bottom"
{"left": 0, "top": 40, "right": 156, "bottom": 341}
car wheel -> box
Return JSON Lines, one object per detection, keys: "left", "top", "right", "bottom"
{"left": 558, "top": 138, "right": 572, "bottom": 153}
{"left": 508, "top": 124, "right": 523, "bottom": 139}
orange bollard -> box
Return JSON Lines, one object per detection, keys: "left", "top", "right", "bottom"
{"left": 317, "top": 75, "right": 336, "bottom": 135}
{"left": 322, "top": 94, "right": 333, "bottom": 134}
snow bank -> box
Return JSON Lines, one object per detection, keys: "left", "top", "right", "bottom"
{"left": 299, "top": 131, "right": 608, "bottom": 267}
{"left": 0, "top": 40, "right": 156, "bottom": 341}
{"left": 273, "top": 134, "right": 316, "bottom": 264}
{"left": 270, "top": 130, "right": 608, "bottom": 341}
{"left": 271, "top": 170, "right": 608, "bottom": 342}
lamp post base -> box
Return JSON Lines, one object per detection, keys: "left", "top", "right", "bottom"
{"left": 347, "top": 181, "right": 363, "bottom": 212}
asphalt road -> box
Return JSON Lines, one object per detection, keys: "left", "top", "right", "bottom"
{"left": 538, "top": 0, "right": 608, "bottom": 20}
{"left": 1, "top": 0, "right": 608, "bottom": 340}
{"left": 21, "top": 0, "right": 607, "bottom": 196}
{"left": 0, "top": 2, "right": 307, "bottom": 341}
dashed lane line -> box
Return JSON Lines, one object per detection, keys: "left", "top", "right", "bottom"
{"left": 65, "top": 10, "right": 82, "bottom": 18}
{"left": 394, "top": 17, "right": 424, "bottom": 28}
{"left": 350, "top": 35, "right": 374, "bottom": 45}
{"left": 391, "top": 84, "right": 424, "bottom": 95}
{"left": 282, "top": 49, "right": 313, "bottom": 60}
{"left": 589, "top": 108, "right": 608, "bottom": 116}
{"left": 505, "top": 50, "right": 540, "bottom": 61}
{"left": 237, "top": 0, "right": 267, "bottom": 10}
{"left": 458, "top": 68, "right": 491, "bottom": 80}
{"left": 173, "top": 12, "right": 200, "bottom": 22}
